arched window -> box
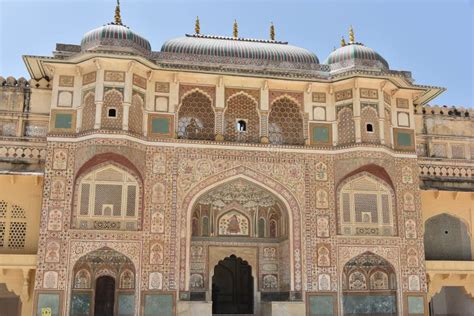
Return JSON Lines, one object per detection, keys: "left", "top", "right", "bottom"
{"left": 75, "top": 165, "right": 140, "bottom": 231}
{"left": 338, "top": 173, "right": 395, "bottom": 236}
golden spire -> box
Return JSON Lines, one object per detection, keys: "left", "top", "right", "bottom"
{"left": 270, "top": 22, "right": 275, "bottom": 40}
{"left": 349, "top": 25, "right": 355, "bottom": 43}
{"left": 233, "top": 19, "right": 238, "bottom": 38}
{"left": 195, "top": 16, "right": 200, "bottom": 34}
{"left": 114, "top": 0, "right": 122, "bottom": 25}
{"left": 341, "top": 36, "right": 346, "bottom": 47}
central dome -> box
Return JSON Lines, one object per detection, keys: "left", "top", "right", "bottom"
{"left": 161, "top": 34, "right": 319, "bottom": 65}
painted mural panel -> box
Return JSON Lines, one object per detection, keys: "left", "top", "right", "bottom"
{"left": 218, "top": 211, "right": 249, "bottom": 236}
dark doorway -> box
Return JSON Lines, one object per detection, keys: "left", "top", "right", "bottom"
{"left": 94, "top": 276, "right": 115, "bottom": 316}
{"left": 212, "top": 255, "right": 253, "bottom": 314}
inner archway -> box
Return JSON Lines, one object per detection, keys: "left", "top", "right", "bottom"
{"left": 212, "top": 255, "right": 253, "bottom": 314}
{"left": 94, "top": 276, "right": 115, "bottom": 316}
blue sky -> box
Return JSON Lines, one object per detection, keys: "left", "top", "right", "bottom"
{"left": 0, "top": 0, "right": 472, "bottom": 106}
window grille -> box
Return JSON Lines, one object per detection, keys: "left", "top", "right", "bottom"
{"left": 339, "top": 175, "right": 394, "bottom": 236}
{"left": 77, "top": 165, "right": 139, "bottom": 230}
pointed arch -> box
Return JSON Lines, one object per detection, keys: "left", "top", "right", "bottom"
{"left": 180, "top": 166, "right": 302, "bottom": 292}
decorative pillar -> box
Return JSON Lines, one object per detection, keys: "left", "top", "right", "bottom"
{"left": 260, "top": 111, "right": 269, "bottom": 143}
{"left": 122, "top": 102, "right": 131, "bottom": 131}
{"left": 378, "top": 88, "right": 386, "bottom": 144}
{"left": 214, "top": 108, "right": 224, "bottom": 141}
{"left": 215, "top": 76, "right": 225, "bottom": 140}
{"left": 94, "top": 67, "right": 104, "bottom": 129}
{"left": 76, "top": 108, "right": 83, "bottom": 133}
{"left": 328, "top": 86, "right": 338, "bottom": 146}
{"left": 122, "top": 65, "right": 134, "bottom": 131}
{"left": 353, "top": 80, "right": 362, "bottom": 143}
{"left": 260, "top": 81, "right": 269, "bottom": 143}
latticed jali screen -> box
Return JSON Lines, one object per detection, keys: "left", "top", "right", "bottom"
{"left": 224, "top": 94, "right": 260, "bottom": 143}
{"left": 76, "top": 166, "right": 139, "bottom": 230}
{"left": 0, "top": 200, "right": 27, "bottom": 249}
{"left": 268, "top": 98, "right": 304, "bottom": 145}
{"left": 339, "top": 176, "right": 394, "bottom": 236}
{"left": 178, "top": 91, "right": 215, "bottom": 140}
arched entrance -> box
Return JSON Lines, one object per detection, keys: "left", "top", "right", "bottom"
{"left": 342, "top": 252, "right": 397, "bottom": 316}
{"left": 94, "top": 276, "right": 115, "bottom": 316}
{"left": 70, "top": 247, "right": 136, "bottom": 316}
{"left": 212, "top": 255, "right": 253, "bottom": 314}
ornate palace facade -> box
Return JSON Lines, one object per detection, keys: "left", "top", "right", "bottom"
{"left": 0, "top": 3, "right": 472, "bottom": 316}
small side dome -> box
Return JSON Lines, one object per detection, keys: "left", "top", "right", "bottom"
{"left": 80, "top": 1, "right": 151, "bottom": 56}
{"left": 325, "top": 43, "right": 388, "bottom": 72}
{"left": 81, "top": 24, "right": 151, "bottom": 55}
{"left": 324, "top": 27, "right": 388, "bottom": 73}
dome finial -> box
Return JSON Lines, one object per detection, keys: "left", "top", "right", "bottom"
{"left": 195, "top": 16, "right": 200, "bottom": 34}
{"left": 233, "top": 19, "right": 238, "bottom": 38}
{"left": 114, "top": 0, "right": 122, "bottom": 25}
{"left": 270, "top": 22, "right": 275, "bottom": 40}
{"left": 349, "top": 25, "right": 355, "bottom": 43}
{"left": 341, "top": 36, "right": 346, "bottom": 47}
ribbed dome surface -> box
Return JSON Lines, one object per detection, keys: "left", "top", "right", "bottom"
{"left": 325, "top": 43, "right": 388, "bottom": 70}
{"left": 81, "top": 23, "right": 151, "bottom": 55}
{"left": 161, "top": 34, "right": 319, "bottom": 64}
